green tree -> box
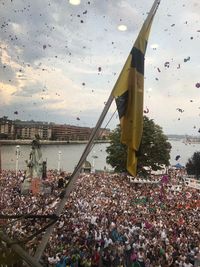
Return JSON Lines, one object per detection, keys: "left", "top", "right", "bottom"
{"left": 186, "top": 152, "right": 200, "bottom": 178}
{"left": 106, "top": 116, "right": 171, "bottom": 176}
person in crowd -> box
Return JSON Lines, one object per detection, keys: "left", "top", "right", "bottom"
{"left": 0, "top": 168, "right": 199, "bottom": 267}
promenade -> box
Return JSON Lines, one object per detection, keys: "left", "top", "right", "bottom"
{"left": 0, "top": 139, "right": 110, "bottom": 146}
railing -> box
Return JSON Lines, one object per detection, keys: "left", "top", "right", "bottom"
{"left": 183, "top": 177, "right": 200, "bottom": 190}
{"left": 127, "top": 176, "right": 160, "bottom": 184}
{"left": 127, "top": 175, "right": 200, "bottom": 190}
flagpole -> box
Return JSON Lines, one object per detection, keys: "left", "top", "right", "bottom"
{"left": 34, "top": 93, "right": 114, "bottom": 261}
{"left": 0, "top": 231, "right": 43, "bottom": 267}
{"left": 146, "top": 0, "right": 160, "bottom": 20}
{"left": 34, "top": 0, "right": 161, "bottom": 261}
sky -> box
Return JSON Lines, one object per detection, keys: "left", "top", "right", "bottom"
{"left": 0, "top": 0, "right": 200, "bottom": 135}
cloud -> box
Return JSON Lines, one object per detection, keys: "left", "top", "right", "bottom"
{"left": 12, "top": 81, "right": 44, "bottom": 97}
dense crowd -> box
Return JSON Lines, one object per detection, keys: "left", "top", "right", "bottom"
{"left": 0, "top": 169, "right": 200, "bottom": 267}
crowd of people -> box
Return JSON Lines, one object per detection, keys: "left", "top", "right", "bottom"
{"left": 0, "top": 168, "right": 200, "bottom": 267}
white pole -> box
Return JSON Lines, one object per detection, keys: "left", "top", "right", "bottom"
{"left": 57, "top": 151, "right": 62, "bottom": 174}
{"left": 92, "top": 150, "right": 96, "bottom": 173}
{"left": 15, "top": 145, "right": 20, "bottom": 177}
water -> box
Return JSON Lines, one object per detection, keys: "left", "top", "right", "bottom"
{"left": 0, "top": 143, "right": 110, "bottom": 172}
{"left": 1, "top": 140, "right": 200, "bottom": 172}
{"left": 169, "top": 140, "right": 200, "bottom": 166}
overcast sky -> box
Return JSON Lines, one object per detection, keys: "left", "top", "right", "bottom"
{"left": 0, "top": 0, "right": 200, "bottom": 135}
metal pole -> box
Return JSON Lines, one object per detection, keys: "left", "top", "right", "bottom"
{"left": 34, "top": 93, "right": 114, "bottom": 261}
{"left": 0, "top": 231, "right": 43, "bottom": 267}
{"left": 15, "top": 145, "right": 20, "bottom": 177}
{"left": 92, "top": 150, "right": 95, "bottom": 173}
{"left": 0, "top": 144, "right": 2, "bottom": 174}
{"left": 57, "top": 151, "right": 61, "bottom": 174}
{"left": 34, "top": 0, "right": 161, "bottom": 260}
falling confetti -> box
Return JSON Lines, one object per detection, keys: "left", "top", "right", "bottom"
{"left": 195, "top": 83, "right": 200, "bottom": 88}
{"left": 184, "top": 56, "right": 190, "bottom": 62}
{"left": 144, "top": 107, "right": 149, "bottom": 114}
{"left": 176, "top": 108, "right": 184, "bottom": 113}
{"left": 164, "top": 62, "right": 170, "bottom": 68}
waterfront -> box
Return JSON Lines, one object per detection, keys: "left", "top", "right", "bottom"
{"left": 1, "top": 140, "right": 200, "bottom": 172}
{"left": 0, "top": 142, "right": 110, "bottom": 172}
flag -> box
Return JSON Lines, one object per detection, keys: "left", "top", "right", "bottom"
{"left": 112, "top": 0, "right": 160, "bottom": 176}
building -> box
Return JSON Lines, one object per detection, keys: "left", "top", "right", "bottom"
{"left": 14, "top": 121, "right": 52, "bottom": 140}
{"left": 0, "top": 116, "right": 111, "bottom": 141}
{"left": 51, "top": 125, "right": 111, "bottom": 141}
{"left": 97, "top": 128, "right": 111, "bottom": 140}
{"left": 51, "top": 124, "right": 92, "bottom": 141}
{"left": 0, "top": 116, "right": 15, "bottom": 139}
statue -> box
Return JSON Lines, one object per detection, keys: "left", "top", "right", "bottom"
{"left": 26, "top": 134, "right": 43, "bottom": 179}
{"left": 22, "top": 135, "right": 43, "bottom": 194}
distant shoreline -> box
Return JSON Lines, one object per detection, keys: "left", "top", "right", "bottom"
{"left": 0, "top": 140, "right": 110, "bottom": 146}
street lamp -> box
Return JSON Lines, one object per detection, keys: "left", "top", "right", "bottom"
{"left": 57, "top": 151, "right": 62, "bottom": 174}
{"left": 15, "top": 145, "right": 20, "bottom": 177}
{"left": 92, "top": 150, "right": 98, "bottom": 173}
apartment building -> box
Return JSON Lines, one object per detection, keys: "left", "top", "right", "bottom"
{"left": 0, "top": 116, "right": 15, "bottom": 139}
{"left": 51, "top": 124, "right": 92, "bottom": 141}
{"left": 15, "top": 121, "right": 52, "bottom": 140}
{"left": 0, "top": 117, "right": 110, "bottom": 141}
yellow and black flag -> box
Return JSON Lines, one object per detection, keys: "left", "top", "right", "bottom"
{"left": 112, "top": 0, "right": 160, "bottom": 176}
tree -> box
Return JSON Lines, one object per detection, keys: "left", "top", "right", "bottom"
{"left": 186, "top": 152, "right": 200, "bottom": 178}
{"left": 106, "top": 116, "right": 171, "bottom": 176}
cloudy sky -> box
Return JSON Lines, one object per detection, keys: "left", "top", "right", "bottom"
{"left": 0, "top": 0, "right": 200, "bottom": 135}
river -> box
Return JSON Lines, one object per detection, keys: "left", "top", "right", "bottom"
{"left": 1, "top": 140, "right": 200, "bottom": 172}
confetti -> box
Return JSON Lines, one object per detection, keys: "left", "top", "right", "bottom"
{"left": 176, "top": 108, "right": 184, "bottom": 113}
{"left": 195, "top": 83, "right": 200, "bottom": 88}
{"left": 184, "top": 56, "right": 190, "bottom": 62}
{"left": 164, "top": 62, "right": 170, "bottom": 68}
{"left": 144, "top": 107, "right": 149, "bottom": 114}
